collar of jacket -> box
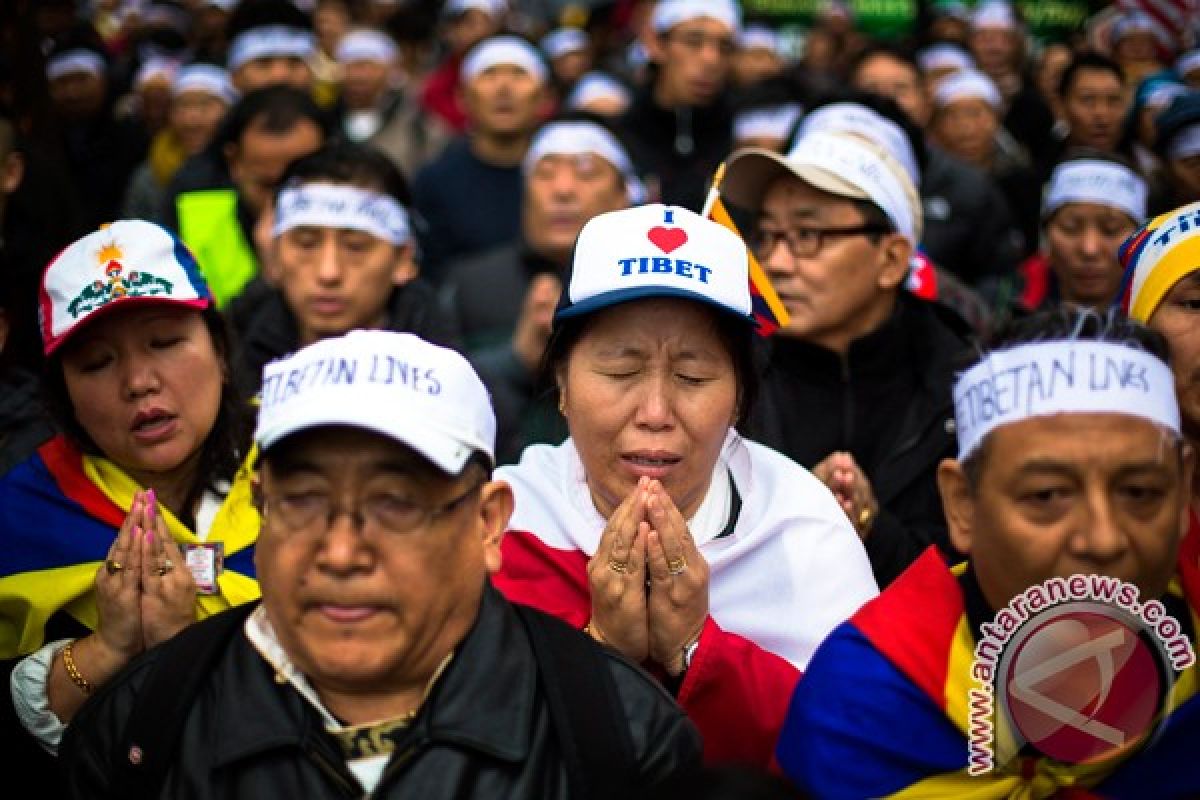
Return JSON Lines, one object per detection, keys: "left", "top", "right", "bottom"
{"left": 210, "top": 584, "right": 538, "bottom": 770}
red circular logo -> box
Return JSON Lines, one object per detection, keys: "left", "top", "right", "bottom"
{"left": 1001, "top": 607, "right": 1164, "bottom": 765}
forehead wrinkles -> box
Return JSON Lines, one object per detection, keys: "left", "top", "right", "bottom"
{"left": 987, "top": 416, "right": 1179, "bottom": 477}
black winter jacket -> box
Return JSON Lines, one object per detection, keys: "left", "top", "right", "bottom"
{"left": 745, "top": 293, "right": 970, "bottom": 587}
{"left": 61, "top": 586, "right": 701, "bottom": 799}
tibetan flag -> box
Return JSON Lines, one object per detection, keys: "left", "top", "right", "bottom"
{"left": 702, "top": 164, "right": 790, "bottom": 337}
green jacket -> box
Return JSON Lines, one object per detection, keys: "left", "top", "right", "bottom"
{"left": 176, "top": 189, "right": 258, "bottom": 306}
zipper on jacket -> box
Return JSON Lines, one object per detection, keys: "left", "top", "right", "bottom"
{"left": 674, "top": 106, "right": 694, "bottom": 157}
{"left": 307, "top": 744, "right": 362, "bottom": 798}
{"left": 373, "top": 744, "right": 421, "bottom": 796}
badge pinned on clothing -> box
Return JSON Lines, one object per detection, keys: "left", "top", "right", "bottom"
{"left": 184, "top": 543, "right": 224, "bottom": 595}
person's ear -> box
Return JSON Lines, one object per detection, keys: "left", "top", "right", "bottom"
{"left": 391, "top": 243, "right": 418, "bottom": 285}
{"left": 938, "top": 457, "right": 975, "bottom": 555}
{"left": 223, "top": 142, "right": 242, "bottom": 176}
{"left": 1, "top": 152, "right": 24, "bottom": 195}
{"left": 642, "top": 26, "right": 667, "bottom": 65}
{"left": 877, "top": 234, "right": 913, "bottom": 291}
{"left": 478, "top": 479, "right": 515, "bottom": 574}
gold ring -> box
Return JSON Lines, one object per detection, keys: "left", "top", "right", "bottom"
{"left": 858, "top": 507, "right": 873, "bottom": 529}
{"left": 154, "top": 559, "right": 175, "bottom": 577}
{"left": 607, "top": 559, "right": 629, "bottom": 574}
{"left": 667, "top": 556, "right": 687, "bottom": 575}
{"left": 105, "top": 560, "right": 124, "bottom": 575}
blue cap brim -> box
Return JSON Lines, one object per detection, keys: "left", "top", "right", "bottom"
{"left": 553, "top": 286, "right": 754, "bottom": 327}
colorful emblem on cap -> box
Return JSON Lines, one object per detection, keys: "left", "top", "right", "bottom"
{"left": 648, "top": 208, "right": 688, "bottom": 254}
{"left": 67, "top": 237, "right": 175, "bottom": 319}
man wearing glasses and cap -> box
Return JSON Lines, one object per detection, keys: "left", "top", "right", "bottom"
{"left": 61, "top": 331, "right": 700, "bottom": 798}
{"left": 723, "top": 127, "right": 970, "bottom": 587}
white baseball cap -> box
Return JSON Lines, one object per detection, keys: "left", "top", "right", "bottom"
{"left": 255, "top": 330, "right": 496, "bottom": 474}
{"left": 39, "top": 220, "right": 213, "bottom": 355}
{"left": 555, "top": 204, "right": 752, "bottom": 325}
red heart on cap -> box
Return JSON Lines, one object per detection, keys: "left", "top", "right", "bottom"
{"left": 648, "top": 227, "right": 688, "bottom": 254}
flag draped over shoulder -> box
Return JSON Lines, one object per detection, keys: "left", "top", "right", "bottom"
{"left": 777, "top": 539, "right": 1200, "bottom": 799}
{"left": 0, "top": 436, "right": 261, "bottom": 659}
{"left": 702, "top": 164, "right": 791, "bottom": 337}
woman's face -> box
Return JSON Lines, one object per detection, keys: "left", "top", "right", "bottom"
{"left": 170, "top": 91, "right": 229, "bottom": 155}
{"left": 1045, "top": 202, "right": 1137, "bottom": 308}
{"left": 559, "top": 298, "right": 739, "bottom": 520}
{"left": 60, "top": 305, "right": 224, "bottom": 483}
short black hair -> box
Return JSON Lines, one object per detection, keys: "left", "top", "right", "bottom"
{"left": 212, "top": 85, "right": 329, "bottom": 154}
{"left": 1058, "top": 51, "right": 1124, "bottom": 99}
{"left": 276, "top": 140, "right": 412, "bottom": 207}
{"left": 227, "top": 0, "right": 313, "bottom": 38}
{"left": 959, "top": 307, "right": 1171, "bottom": 484}
{"left": 847, "top": 42, "right": 922, "bottom": 85}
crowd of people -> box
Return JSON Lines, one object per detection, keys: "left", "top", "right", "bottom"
{"left": 1, "top": 0, "right": 1200, "bottom": 797}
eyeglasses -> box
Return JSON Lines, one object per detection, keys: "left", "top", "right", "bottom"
{"left": 261, "top": 480, "right": 485, "bottom": 537}
{"left": 749, "top": 223, "right": 893, "bottom": 260}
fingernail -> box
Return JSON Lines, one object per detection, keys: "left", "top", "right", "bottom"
{"left": 146, "top": 488, "right": 156, "bottom": 515}
{"left": 133, "top": 525, "right": 142, "bottom": 538}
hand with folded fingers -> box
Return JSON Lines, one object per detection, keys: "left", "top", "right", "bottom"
{"left": 586, "top": 477, "right": 651, "bottom": 662}
{"left": 643, "top": 481, "right": 709, "bottom": 676}
{"left": 139, "top": 495, "right": 197, "bottom": 649}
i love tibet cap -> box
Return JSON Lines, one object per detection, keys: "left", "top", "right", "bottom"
{"left": 556, "top": 204, "right": 752, "bottom": 325}
{"left": 256, "top": 330, "right": 496, "bottom": 474}
{"left": 39, "top": 220, "right": 212, "bottom": 355}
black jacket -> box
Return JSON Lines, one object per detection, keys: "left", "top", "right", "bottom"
{"left": 234, "top": 280, "right": 463, "bottom": 394}
{"left": 744, "top": 293, "right": 969, "bottom": 587}
{"left": 0, "top": 368, "right": 55, "bottom": 478}
{"left": 619, "top": 86, "right": 732, "bottom": 212}
{"left": 61, "top": 586, "right": 701, "bottom": 799}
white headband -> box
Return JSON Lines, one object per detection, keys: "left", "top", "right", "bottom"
{"left": 1043, "top": 159, "right": 1148, "bottom": 223}
{"left": 738, "top": 25, "right": 780, "bottom": 53}
{"left": 228, "top": 26, "right": 316, "bottom": 72}
{"left": 651, "top": 0, "right": 741, "bottom": 34}
{"left": 787, "top": 131, "right": 919, "bottom": 243}
{"left": 1177, "top": 50, "right": 1200, "bottom": 76}
{"left": 800, "top": 102, "right": 920, "bottom": 187}
{"left": 971, "top": 1, "right": 1018, "bottom": 30}
{"left": 524, "top": 121, "right": 645, "bottom": 203}
{"left": 461, "top": 35, "right": 547, "bottom": 83}
{"left": 540, "top": 28, "right": 588, "bottom": 60}
{"left": 274, "top": 184, "right": 411, "bottom": 245}
{"left": 172, "top": 64, "right": 238, "bottom": 105}
{"left": 134, "top": 58, "right": 177, "bottom": 89}
{"left": 1145, "top": 83, "right": 1188, "bottom": 112}
{"left": 918, "top": 44, "right": 973, "bottom": 73}
{"left": 336, "top": 30, "right": 397, "bottom": 65}
{"left": 734, "top": 104, "right": 802, "bottom": 142}
{"left": 934, "top": 68, "right": 1002, "bottom": 111}
{"left": 954, "top": 340, "right": 1180, "bottom": 460}
{"left": 1168, "top": 124, "right": 1200, "bottom": 161}
{"left": 46, "top": 50, "right": 106, "bottom": 82}
{"left": 565, "top": 72, "right": 630, "bottom": 110}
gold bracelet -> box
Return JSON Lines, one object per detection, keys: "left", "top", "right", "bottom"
{"left": 62, "top": 640, "right": 93, "bottom": 696}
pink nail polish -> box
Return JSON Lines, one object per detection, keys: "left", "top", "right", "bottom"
{"left": 147, "top": 530, "right": 154, "bottom": 545}
{"left": 133, "top": 525, "right": 142, "bottom": 538}
{"left": 146, "top": 488, "right": 156, "bottom": 518}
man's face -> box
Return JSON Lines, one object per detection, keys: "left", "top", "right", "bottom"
{"left": 1168, "top": 153, "right": 1200, "bottom": 202}
{"left": 171, "top": 91, "right": 229, "bottom": 156}
{"left": 342, "top": 60, "right": 389, "bottom": 110}
{"left": 523, "top": 153, "right": 628, "bottom": 263}
{"left": 461, "top": 64, "right": 545, "bottom": 137}
{"left": 49, "top": 70, "right": 107, "bottom": 120}
{"left": 1044, "top": 202, "right": 1136, "bottom": 308}
{"left": 970, "top": 26, "right": 1018, "bottom": 76}
{"left": 932, "top": 98, "right": 999, "bottom": 166}
{"left": 551, "top": 51, "right": 591, "bottom": 88}
{"left": 755, "top": 176, "right": 909, "bottom": 353}
{"left": 652, "top": 17, "right": 735, "bottom": 107}
{"left": 1063, "top": 68, "right": 1127, "bottom": 152}
{"left": 234, "top": 55, "right": 314, "bottom": 93}
{"left": 852, "top": 53, "right": 931, "bottom": 128}
{"left": 276, "top": 217, "right": 415, "bottom": 345}
{"left": 255, "top": 427, "right": 511, "bottom": 697}
{"left": 940, "top": 414, "right": 1192, "bottom": 611}
{"left": 226, "top": 119, "right": 324, "bottom": 215}
{"left": 1149, "top": 273, "right": 1200, "bottom": 441}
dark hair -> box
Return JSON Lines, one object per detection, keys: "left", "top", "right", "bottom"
{"left": 959, "top": 307, "right": 1170, "bottom": 484}
{"left": 731, "top": 72, "right": 811, "bottom": 116}
{"left": 227, "top": 0, "right": 313, "bottom": 39}
{"left": 800, "top": 89, "right": 930, "bottom": 174}
{"left": 276, "top": 139, "right": 412, "bottom": 206}
{"left": 540, "top": 301, "right": 761, "bottom": 426}
{"left": 42, "top": 305, "right": 253, "bottom": 517}
{"left": 1058, "top": 51, "right": 1124, "bottom": 99}
{"left": 212, "top": 85, "right": 329, "bottom": 155}
{"left": 847, "top": 42, "right": 922, "bottom": 85}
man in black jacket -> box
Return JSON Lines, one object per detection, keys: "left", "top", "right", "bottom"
{"left": 724, "top": 125, "right": 970, "bottom": 588}
{"left": 235, "top": 142, "right": 461, "bottom": 395}
{"left": 61, "top": 330, "right": 700, "bottom": 799}
{"left": 620, "top": 0, "right": 739, "bottom": 211}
